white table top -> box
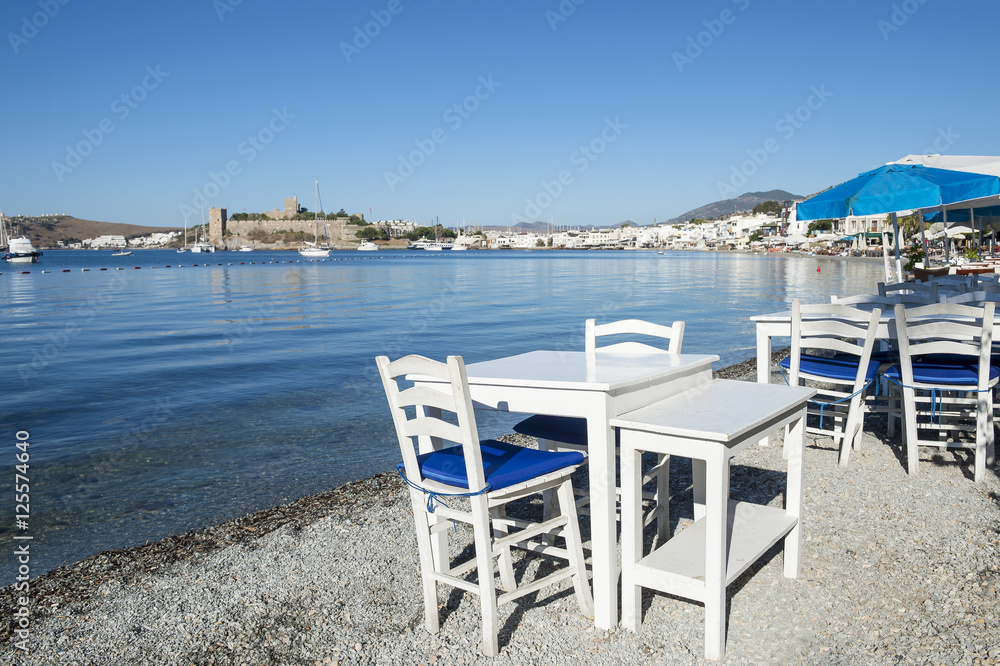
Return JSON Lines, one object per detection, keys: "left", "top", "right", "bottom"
{"left": 460, "top": 350, "right": 719, "bottom": 392}
{"left": 611, "top": 379, "right": 815, "bottom": 443}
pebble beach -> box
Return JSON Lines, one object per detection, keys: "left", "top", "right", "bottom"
{"left": 3, "top": 356, "right": 1000, "bottom": 665}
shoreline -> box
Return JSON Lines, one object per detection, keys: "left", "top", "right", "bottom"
{"left": 5, "top": 349, "right": 999, "bottom": 663}
{"left": 0, "top": 353, "right": 773, "bottom": 642}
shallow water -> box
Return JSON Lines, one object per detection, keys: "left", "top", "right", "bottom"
{"left": 0, "top": 249, "right": 884, "bottom": 581}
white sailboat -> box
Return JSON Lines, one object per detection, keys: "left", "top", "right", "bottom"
{"left": 177, "top": 215, "right": 188, "bottom": 252}
{"left": 191, "top": 205, "right": 215, "bottom": 253}
{"left": 299, "top": 179, "right": 331, "bottom": 257}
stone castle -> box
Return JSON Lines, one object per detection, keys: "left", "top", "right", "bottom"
{"left": 207, "top": 196, "right": 365, "bottom": 248}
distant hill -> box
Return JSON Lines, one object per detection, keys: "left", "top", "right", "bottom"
{"left": 475, "top": 220, "right": 635, "bottom": 233}
{"left": 667, "top": 190, "right": 804, "bottom": 224}
{"left": 4, "top": 216, "right": 179, "bottom": 247}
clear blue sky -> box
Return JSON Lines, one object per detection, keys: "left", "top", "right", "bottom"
{"left": 3, "top": 0, "right": 998, "bottom": 229}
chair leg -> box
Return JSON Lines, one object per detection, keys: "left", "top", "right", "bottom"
{"left": 986, "top": 392, "right": 997, "bottom": 469}
{"left": 975, "top": 392, "right": 992, "bottom": 483}
{"left": 492, "top": 506, "right": 516, "bottom": 592}
{"left": 839, "top": 395, "right": 864, "bottom": 467}
{"left": 537, "top": 438, "right": 557, "bottom": 546}
{"left": 409, "top": 494, "right": 441, "bottom": 634}
{"left": 556, "top": 478, "right": 594, "bottom": 617}
{"left": 472, "top": 496, "right": 499, "bottom": 656}
{"left": 903, "top": 387, "right": 920, "bottom": 475}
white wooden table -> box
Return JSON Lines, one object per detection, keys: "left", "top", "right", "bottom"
{"left": 752, "top": 309, "right": 907, "bottom": 386}
{"left": 417, "top": 349, "right": 718, "bottom": 630}
{"left": 613, "top": 379, "right": 815, "bottom": 660}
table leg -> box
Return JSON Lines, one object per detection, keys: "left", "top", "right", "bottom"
{"left": 703, "top": 449, "right": 730, "bottom": 661}
{"left": 620, "top": 439, "right": 642, "bottom": 630}
{"left": 586, "top": 394, "right": 617, "bottom": 630}
{"left": 756, "top": 324, "right": 773, "bottom": 447}
{"left": 783, "top": 408, "right": 806, "bottom": 578}
{"left": 691, "top": 458, "right": 706, "bottom": 521}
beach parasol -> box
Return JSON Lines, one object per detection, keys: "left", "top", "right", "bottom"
{"left": 795, "top": 163, "right": 1000, "bottom": 276}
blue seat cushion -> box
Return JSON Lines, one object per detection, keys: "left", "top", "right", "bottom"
{"left": 779, "top": 353, "right": 881, "bottom": 382}
{"left": 884, "top": 357, "right": 1000, "bottom": 386}
{"left": 411, "top": 439, "right": 584, "bottom": 491}
{"left": 513, "top": 414, "right": 589, "bottom": 447}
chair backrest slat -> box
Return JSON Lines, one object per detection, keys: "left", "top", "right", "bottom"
{"left": 944, "top": 290, "right": 1000, "bottom": 304}
{"left": 585, "top": 318, "right": 684, "bottom": 354}
{"left": 394, "top": 385, "right": 460, "bottom": 412}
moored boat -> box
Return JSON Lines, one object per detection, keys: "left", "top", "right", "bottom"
{"left": 357, "top": 240, "right": 379, "bottom": 251}
{"left": 4, "top": 236, "right": 42, "bottom": 263}
{"left": 299, "top": 244, "right": 330, "bottom": 258}
{"left": 1, "top": 214, "right": 42, "bottom": 263}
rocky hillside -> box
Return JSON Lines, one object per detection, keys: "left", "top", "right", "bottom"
{"left": 667, "top": 189, "right": 804, "bottom": 224}
{"left": 4, "top": 216, "right": 179, "bottom": 247}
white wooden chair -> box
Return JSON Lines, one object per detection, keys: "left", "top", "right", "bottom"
{"left": 779, "top": 301, "right": 881, "bottom": 466}
{"left": 376, "top": 354, "right": 593, "bottom": 656}
{"left": 879, "top": 280, "right": 939, "bottom": 303}
{"left": 942, "top": 290, "right": 1000, "bottom": 305}
{"left": 512, "top": 318, "right": 684, "bottom": 541}
{"left": 883, "top": 302, "right": 997, "bottom": 482}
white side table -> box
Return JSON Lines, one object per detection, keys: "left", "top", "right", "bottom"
{"left": 612, "top": 379, "right": 815, "bottom": 660}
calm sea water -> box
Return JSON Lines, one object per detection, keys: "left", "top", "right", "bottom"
{"left": 0, "top": 249, "right": 885, "bottom": 582}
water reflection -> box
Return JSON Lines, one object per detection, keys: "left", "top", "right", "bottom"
{"left": 0, "top": 251, "right": 884, "bottom": 582}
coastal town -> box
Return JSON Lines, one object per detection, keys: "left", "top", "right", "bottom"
{"left": 5, "top": 196, "right": 906, "bottom": 254}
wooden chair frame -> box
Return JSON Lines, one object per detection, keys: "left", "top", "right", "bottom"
{"left": 786, "top": 300, "right": 881, "bottom": 466}
{"left": 377, "top": 354, "right": 593, "bottom": 656}
{"left": 889, "top": 302, "right": 997, "bottom": 482}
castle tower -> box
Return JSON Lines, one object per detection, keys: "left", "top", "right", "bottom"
{"left": 284, "top": 196, "right": 299, "bottom": 216}
{"left": 209, "top": 207, "right": 227, "bottom": 244}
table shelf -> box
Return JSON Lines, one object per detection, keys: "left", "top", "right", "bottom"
{"left": 634, "top": 500, "right": 797, "bottom": 602}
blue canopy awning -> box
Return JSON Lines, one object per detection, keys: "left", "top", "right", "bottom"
{"left": 796, "top": 164, "right": 1000, "bottom": 221}
{"left": 922, "top": 204, "right": 1000, "bottom": 223}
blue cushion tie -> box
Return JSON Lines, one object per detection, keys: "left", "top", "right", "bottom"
{"left": 397, "top": 439, "right": 584, "bottom": 514}
{"left": 396, "top": 464, "right": 491, "bottom": 514}
{"left": 779, "top": 362, "right": 877, "bottom": 430}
